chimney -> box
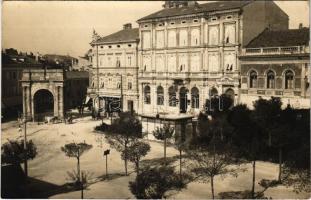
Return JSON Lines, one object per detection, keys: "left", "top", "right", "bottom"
{"left": 299, "top": 23, "right": 303, "bottom": 29}
{"left": 123, "top": 23, "right": 132, "bottom": 30}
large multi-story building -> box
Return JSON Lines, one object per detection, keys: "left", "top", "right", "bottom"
{"left": 135, "top": 0, "right": 289, "bottom": 135}
{"left": 239, "top": 27, "right": 310, "bottom": 109}
{"left": 87, "top": 1, "right": 293, "bottom": 138}
{"left": 88, "top": 23, "right": 139, "bottom": 115}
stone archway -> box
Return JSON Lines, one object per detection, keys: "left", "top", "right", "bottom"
{"left": 33, "top": 89, "right": 54, "bottom": 121}
{"left": 21, "top": 69, "right": 64, "bottom": 121}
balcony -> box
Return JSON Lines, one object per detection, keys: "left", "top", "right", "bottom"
{"left": 242, "top": 45, "right": 309, "bottom": 56}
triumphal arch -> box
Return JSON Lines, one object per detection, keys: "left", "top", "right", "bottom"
{"left": 21, "top": 69, "right": 64, "bottom": 121}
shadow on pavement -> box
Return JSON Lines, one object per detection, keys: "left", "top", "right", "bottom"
{"left": 2, "top": 164, "right": 77, "bottom": 198}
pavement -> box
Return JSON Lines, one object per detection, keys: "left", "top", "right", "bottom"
{"left": 1, "top": 115, "right": 309, "bottom": 199}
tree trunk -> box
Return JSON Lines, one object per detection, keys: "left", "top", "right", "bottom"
{"left": 77, "top": 156, "right": 80, "bottom": 182}
{"left": 81, "top": 183, "right": 84, "bottom": 199}
{"left": 211, "top": 176, "right": 215, "bottom": 199}
{"left": 164, "top": 137, "right": 167, "bottom": 165}
{"left": 124, "top": 142, "right": 128, "bottom": 176}
{"left": 179, "top": 148, "right": 182, "bottom": 180}
{"left": 278, "top": 148, "right": 282, "bottom": 182}
{"left": 136, "top": 161, "right": 139, "bottom": 175}
{"left": 251, "top": 160, "right": 256, "bottom": 198}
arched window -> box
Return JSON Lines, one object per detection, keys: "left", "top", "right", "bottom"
{"left": 285, "top": 70, "right": 294, "bottom": 89}
{"left": 144, "top": 85, "right": 151, "bottom": 104}
{"left": 191, "top": 87, "right": 199, "bottom": 109}
{"left": 267, "top": 70, "right": 275, "bottom": 89}
{"left": 117, "top": 82, "right": 121, "bottom": 89}
{"left": 101, "top": 81, "right": 105, "bottom": 88}
{"left": 168, "top": 86, "right": 176, "bottom": 107}
{"left": 210, "top": 88, "right": 218, "bottom": 97}
{"left": 249, "top": 70, "right": 257, "bottom": 88}
{"left": 157, "top": 86, "right": 164, "bottom": 105}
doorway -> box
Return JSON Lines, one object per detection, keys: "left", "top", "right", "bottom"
{"left": 179, "top": 87, "right": 188, "bottom": 113}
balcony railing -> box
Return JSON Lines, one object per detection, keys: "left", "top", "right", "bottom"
{"left": 242, "top": 46, "right": 309, "bottom": 56}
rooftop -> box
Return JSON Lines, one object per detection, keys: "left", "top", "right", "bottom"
{"left": 246, "top": 28, "right": 310, "bottom": 48}
{"left": 65, "top": 71, "right": 89, "bottom": 79}
{"left": 92, "top": 28, "right": 139, "bottom": 44}
{"left": 138, "top": 1, "right": 251, "bottom": 22}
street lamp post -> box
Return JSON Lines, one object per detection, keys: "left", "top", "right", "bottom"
{"left": 21, "top": 113, "right": 28, "bottom": 178}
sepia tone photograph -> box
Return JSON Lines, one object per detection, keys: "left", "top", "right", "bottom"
{"left": 1, "top": 0, "right": 310, "bottom": 199}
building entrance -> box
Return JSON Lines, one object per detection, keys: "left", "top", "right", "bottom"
{"left": 179, "top": 87, "right": 188, "bottom": 113}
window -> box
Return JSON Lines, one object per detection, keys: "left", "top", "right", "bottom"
{"left": 191, "top": 87, "right": 199, "bottom": 108}
{"left": 116, "top": 57, "right": 121, "bottom": 67}
{"left": 144, "top": 24, "right": 148, "bottom": 28}
{"left": 224, "top": 24, "right": 235, "bottom": 44}
{"left": 181, "top": 20, "right": 186, "bottom": 24}
{"left": 12, "top": 72, "right": 17, "bottom": 80}
{"left": 144, "top": 85, "right": 151, "bottom": 104}
{"left": 101, "top": 81, "right": 104, "bottom": 88}
{"left": 142, "top": 32, "right": 151, "bottom": 49}
{"left": 127, "top": 56, "right": 131, "bottom": 66}
{"left": 168, "top": 86, "right": 176, "bottom": 107}
{"left": 168, "top": 30, "right": 176, "bottom": 47}
{"left": 285, "top": 70, "right": 294, "bottom": 89}
{"left": 226, "top": 15, "right": 232, "bottom": 19}
{"left": 179, "top": 29, "right": 188, "bottom": 46}
{"left": 156, "top": 31, "right": 164, "bottom": 48}
{"left": 107, "top": 57, "right": 112, "bottom": 66}
{"left": 117, "top": 45, "right": 120, "bottom": 48}
{"left": 157, "top": 86, "right": 164, "bottom": 105}
{"left": 191, "top": 29, "right": 200, "bottom": 46}
{"left": 193, "top": 19, "right": 199, "bottom": 23}
{"left": 128, "top": 44, "right": 132, "bottom": 47}
{"left": 100, "top": 46, "right": 103, "bottom": 49}
{"left": 267, "top": 70, "right": 275, "bottom": 89}
{"left": 249, "top": 70, "right": 257, "bottom": 88}
{"left": 209, "top": 26, "right": 219, "bottom": 45}
{"left": 128, "top": 82, "right": 132, "bottom": 90}
{"left": 170, "top": 22, "right": 175, "bottom": 25}
{"left": 117, "top": 82, "right": 121, "bottom": 89}
{"left": 211, "top": 17, "right": 217, "bottom": 21}
{"left": 108, "top": 46, "right": 112, "bottom": 48}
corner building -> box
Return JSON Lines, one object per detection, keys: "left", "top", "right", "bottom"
{"left": 136, "top": 1, "right": 288, "bottom": 135}
{"left": 239, "top": 28, "right": 310, "bottom": 109}
{"left": 88, "top": 24, "right": 139, "bottom": 114}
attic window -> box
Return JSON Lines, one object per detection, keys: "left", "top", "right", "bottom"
{"left": 226, "top": 15, "right": 232, "bottom": 19}
{"left": 181, "top": 20, "right": 186, "bottom": 24}
{"left": 128, "top": 44, "right": 132, "bottom": 47}
{"left": 144, "top": 24, "right": 148, "bottom": 28}
{"left": 108, "top": 45, "right": 112, "bottom": 48}
{"left": 211, "top": 17, "right": 217, "bottom": 21}
{"left": 117, "top": 45, "right": 121, "bottom": 48}
{"left": 100, "top": 46, "right": 103, "bottom": 49}
{"left": 158, "top": 23, "right": 163, "bottom": 27}
{"left": 170, "top": 22, "right": 175, "bottom": 25}
{"left": 193, "top": 19, "right": 199, "bottom": 23}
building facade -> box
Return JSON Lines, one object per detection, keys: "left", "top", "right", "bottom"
{"left": 239, "top": 28, "right": 310, "bottom": 109}
{"left": 88, "top": 24, "right": 140, "bottom": 115}
{"left": 136, "top": 1, "right": 288, "bottom": 119}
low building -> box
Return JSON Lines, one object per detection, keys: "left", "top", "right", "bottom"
{"left": 239, "top": 27, "right": 310, "bottom": 109}
{"left": 2, "top": 49, "right": 43, "bottom": 120}
{"left": 64, "top": 71, "right": 89, "bottom": 111}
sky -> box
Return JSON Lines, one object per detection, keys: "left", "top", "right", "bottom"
{"left": 2, "top": 1, "right": 310, "bottom": 57}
